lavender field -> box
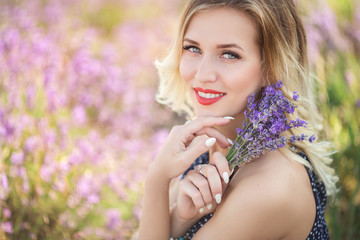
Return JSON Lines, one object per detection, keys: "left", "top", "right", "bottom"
{"left": 0, "top": 0, "right": 359, "bottom": 239}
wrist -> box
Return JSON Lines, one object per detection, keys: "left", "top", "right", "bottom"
{"left": 148, "top": 160, "right": 173, "bottom": 182}
{"left": 146, "top": 162, "right": 172, "bottom": 187}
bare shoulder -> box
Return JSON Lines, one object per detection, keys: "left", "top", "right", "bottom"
{"left": 193, "top": 150, "right": 315, "bottom": 240}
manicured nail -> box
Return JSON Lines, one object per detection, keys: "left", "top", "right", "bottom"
{"left": 227, "top": 138, "right": 234, "bottom": 145}
{"left": 230, "top": 168, "right": 234, "bottom": 176}
{"left": 199, "top": 207, "right": 204, "bottom": 214}
{"left": 185, "top": 120, "right": 191, "bottom": 124}
{"left": 222, "top": 172, "right": 229, "bottom": 184}
{"left": 205, "top": 138, "right": 216, "bottom": 147}
{"left": 224, "top": 116, "right": 234, "bottom": 120}
{"left": 215, "top": 194, "right": 222, "bottom": 204}
{"left": 207, "top": 203, "right": 212, "bottom": 210}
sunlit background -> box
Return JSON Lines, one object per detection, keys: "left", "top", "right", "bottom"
{"left": 0, "top": 0, "right": 359, "bottom": 239}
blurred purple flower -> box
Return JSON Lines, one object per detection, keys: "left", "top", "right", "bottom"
{"left": 87, "top": 193, "right": 99, "bottom": 204}
{"left": 72, "top": 105, "right": 88, "bottom": 125}
{"left": 40, "top": 163, "right": 56, "bottom": 182}
{"left": 52, "top": 178, "right": 66, "bottom": 192}
{"left": 11, "top": 151, "right": 24, "bottom": 165}
{"left": 1, "top": 222, "right": 13, "bottom": 234}
{"left": 24, "top": 136, "right": 39, "bottom": 152}
{"left": 305, "top": 25, "right": 322, "bottom": 65}
{"left": 105, "top": 209, "right": 122, "bottom": 230}
{"left": 345, "top": 70, "right": 355, "bottom": 86}
{"left": 1, "top": 28, "right": 20, "bottom": 53}
{"left": 44, "top": 1, "right": 64, "bottom": 24}
{"left": 22, "top": 178, "right": 30, "bottom": 193}
{"left": 25, "top": 85, "right": 36, "bottom": 109}
{"left": 68, "top": 149, "right": 85, "bottom": 166}
{"left": 355, "top": 99, "right": 360, "bottom": 108}
{"left": 0, "top": 173, "right": 9, "bottom": 200}
{"left": 76, "top": 174, "right": 99, "bottom": 200}
{"left": 72, "top": 48, "right": 103, "bottom": 78}
{"left": 3, "top": 208, "right": 12, "bottom": 218}
{"left": 0, "top": 118, "right": 15, "bottom": 140}
{"left": 106, "top": 173, "right": 128, "bottom": 199}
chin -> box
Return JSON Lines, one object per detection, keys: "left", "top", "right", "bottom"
{"left": 195, "top": 108, "right": 229, "bottom": 118}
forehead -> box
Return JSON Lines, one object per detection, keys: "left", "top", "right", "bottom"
{"left": 184, "top": 7, "right": 259, "bottom": 46}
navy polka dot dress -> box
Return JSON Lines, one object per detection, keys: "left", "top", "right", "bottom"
{"left": 176, "top": 152, "right": 329, "bottom": 240}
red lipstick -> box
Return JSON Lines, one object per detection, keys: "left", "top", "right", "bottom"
{"left": 194, "top": 87, "right": 226, "bottom": 105}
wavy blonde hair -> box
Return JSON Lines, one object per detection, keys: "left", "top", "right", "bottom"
{"left": 155, "top": 0, "right": 338, "bottom": 198}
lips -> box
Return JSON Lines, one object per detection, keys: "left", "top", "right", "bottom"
{"left": 194, "top": 87, "right": 226, "bottom": 105}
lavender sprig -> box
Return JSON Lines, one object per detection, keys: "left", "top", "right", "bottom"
{"left": 226, "top": 81, "right": 315, "bottom": 169}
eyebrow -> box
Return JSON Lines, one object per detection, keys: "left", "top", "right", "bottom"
{"left": 183, "top": 38, "right": 245, "bottom": 52}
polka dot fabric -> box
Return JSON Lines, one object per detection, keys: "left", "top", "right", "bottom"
{"left": 175, "top": 152, "right": 329, "bottom": 240}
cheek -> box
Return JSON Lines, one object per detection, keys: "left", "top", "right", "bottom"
{"left": 179, "top": 56, "right": 196, "bottom": 85}
{"left": 224, "top": 62, "right": 263, "bottom": 107}
{"left": 234, "top": 61, "right": 262, "bottom": 89}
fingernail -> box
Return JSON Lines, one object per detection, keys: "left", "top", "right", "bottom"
{"left": 185, "top": 120, "right": 191, "bottom": 124}
{"left": 222, "top": 172, "right": 229, "bottom": 184}
{"left": 205, "top": 138, "right": 216, "bottom": 147}
{"left": 230, "top": 168, "right": 234, "bottom": 176}
{"left": 227, "top": 138, "right": 234, "bottom": 145}
{"left": 215, "top": 194, "right": 222, "bottom": 204}
{"left": 199, "top": 207, "right": 204, "bottom": 214}
{"left": 207, "top": 203, "right": 212, "bottom": 210}
{"left": 224, "top": 116, "right": 234, "bottom": 120}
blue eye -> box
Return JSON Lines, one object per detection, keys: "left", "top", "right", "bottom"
{"left": 223, "top": 52, "right": 239, "bottom": 59}
{"left": 183, "top": 45, "right": 201, "bottom": 53}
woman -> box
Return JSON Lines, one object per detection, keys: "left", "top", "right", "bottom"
{"left": 138, "top": 0, "right": 338, "bottom": 239}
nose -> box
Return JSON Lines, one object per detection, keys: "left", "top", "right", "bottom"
{"left": 195, "top": 54, "right": 217, "bottom": 83}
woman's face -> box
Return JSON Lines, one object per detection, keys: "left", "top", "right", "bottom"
{"left": 180, "top": 7, "right": 264, "bottom": 118}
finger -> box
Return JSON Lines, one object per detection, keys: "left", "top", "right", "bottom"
{"left": 180, "top": 136, "right": 216, "bottom": 167}
{"left": 210, "top": 152, "right": 231, "bottom": 184}
{"left": 182, "top": 117, "right": 232, "bottom": 143}
{"left": 199, "top": 165, "right": 223, "bottom": 205}
{"left": 194, "top": 127, "right": 231, "bottom": 149}
{"left": 187, "top": 171, "right": 213, "bottom": 206}
{"left": 179, "top": 179, "right": 205, "bottom": 210}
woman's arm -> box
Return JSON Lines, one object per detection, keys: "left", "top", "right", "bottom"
{"left": 138, "top": 164, "right": 172, "bottom": 239}
{"left": 138, "top": 117, "right": 232, "bottom": 239}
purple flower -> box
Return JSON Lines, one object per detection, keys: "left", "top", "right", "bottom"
{"left": 1, "top": 222, "right": 13, "bottom": 234}
{"left": 87, "top": 193, "right": 99, "bottom": 204}
{"left": 3, "top": 208, "right": 11, "bottom": 218}
{"left": 226, "top": 81, "right": 315, "bottom": 168}
{"left": 0, "top": 173, "right": 9, "bottom": 200}
{"left": 293, "top": 91, "right": 299, "bottom": 101}
{"left": 24, "top": 136, "right": 39, "bottom": 152}
{"left": 11, "top": 151, "right": 24, "bottom": 165}
{"left": 309, "top": 135, "right": 316, "bottom": 143}
{"left": 356, "top": 99, "right": 360, "bottom": 108}
{"left": 105, "top": 209, "right": 122, "bottom": 230}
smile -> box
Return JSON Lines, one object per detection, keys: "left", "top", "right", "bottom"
{"left": 194, "top": 87, "right": 226, "bottom": 105}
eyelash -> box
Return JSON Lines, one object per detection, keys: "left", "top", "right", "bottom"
{"left": 183, "top": 45, "right": 201, "bottom": 53}
{"left": 223, "top": 51, "right": 240, "bottom": 59}
{"left": 182, "top": 45, "right": 240, "bottom": 60}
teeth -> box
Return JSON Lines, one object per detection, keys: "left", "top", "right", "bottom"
{"left": 198, "top": 91, "right": 224, "bottom": 99}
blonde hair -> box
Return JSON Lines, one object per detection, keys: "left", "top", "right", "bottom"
{"left": 155, "top": 0, "right": 338, "bottom": 198}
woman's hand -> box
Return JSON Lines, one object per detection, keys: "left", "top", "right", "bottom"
{"left": 175, "top": 152, "right": 231, "bottom": 221}
{"left": 149, "top": 116, "right": 232, "bottom": 181}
